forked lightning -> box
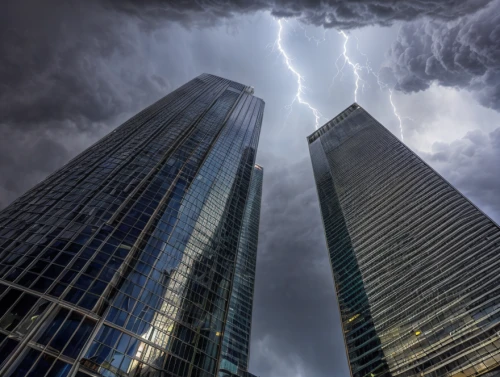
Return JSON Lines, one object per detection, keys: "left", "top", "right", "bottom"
{"left": 274, "top": 19, "right": 323, "bottom": 130}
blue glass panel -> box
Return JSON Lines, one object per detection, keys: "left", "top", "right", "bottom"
{"left": 48, "top": 311, "right": 82, "bottom": 351}
{"left": 27, "top": 353, "right": 55, "bottom": 377}
{"left": 63, "top": 317, "right": 95, "bottom": 358}
{"left": 8, "top": 348, "right": 40, "bottom": 377}
{"left": 46, "top": 360, "right": 71, "bottom": 377}
{"left": 102, "top": 327, "right": 121, "bottom": 348}
{"left": 36, "top": 307, "right": 69, "bottom": 345}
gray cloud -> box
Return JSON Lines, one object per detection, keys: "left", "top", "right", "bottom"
{"left": 1, "top": 0, "right": 170, "bottom": 206}
{"left": 1, "top": 1, "right": 167, "bottom": 130}
{"left": 0, "top": 125, "right": 69, "bottom": 208}
{"left": 107, "top": 0, "right": 492, "bottom": 29}
{"left": 2, "top": 0, "right": 492, "bottom": 209}
{"left": 418, "top": 128, "right": 500, "bottom": 224}
{"left": 387, "top": 0, "right": 500, "bottom": 111}
{"left": 252, "top": 156, "right": 349, "bottom": 377}
{"left": 2, "top": 0, "right": 495, "bottom": 126}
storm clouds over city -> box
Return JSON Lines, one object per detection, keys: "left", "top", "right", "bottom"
{"left": 2, "top": 1, "right": 500, "bottom": 376}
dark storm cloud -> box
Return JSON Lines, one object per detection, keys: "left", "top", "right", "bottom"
{"left": 0, "top": 0, "right": 168, "bottom": 207}
{"left": 252, "top": 156, "right": 349, "bottom": 377}
{"left": 0, "top": 125, "right": 70, "bottom": 209}
{"left": 1, "top": 1, "right": 166, "bottom": 130}
{"left": 419, "top": 127, "right": 500, "bottom": 224}
{"left": 106, "top": 0, "right": 492, "bottom": 29}
{"left": 0, "top": 0, "right": 493, "bottom": 207}
{"left": 387, "top": 0, "right": 500, "bottom": 111}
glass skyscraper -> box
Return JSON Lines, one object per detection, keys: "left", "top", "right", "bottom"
{"left": 308, "top": 104, "right": 500, "bottom": 377}
{"left": 0, "top": 73, "right": 264, "bottom": 377}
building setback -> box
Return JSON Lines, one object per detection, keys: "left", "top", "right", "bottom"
{"left": 308, "top": 104, "right": 500, "bottom": 377}
{"left": 0, "top": 73, "right": 264, "bottom": 377}
{"left": 218, "top": 165, "right": 263, "bottom": 377}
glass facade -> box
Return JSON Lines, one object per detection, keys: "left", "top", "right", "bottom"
{"left": 218, "top": 165, "right": 263, "bottom": 377}
{"left": 308, "top": 104, "right": 500, "bottom": 377}
{"left": 0, "top": 73, "right": 264, "bottom": 377}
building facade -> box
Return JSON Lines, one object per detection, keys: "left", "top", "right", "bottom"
{"left": 308, "top": 104, "right": 500, "bottom": 377}
{"left": 0, "top": 73, "right": 264, "bottom": 377}
{"left": 218, "top": 165, "right": 263, "bottom": 377}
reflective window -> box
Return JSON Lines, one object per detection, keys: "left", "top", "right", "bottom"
{"left": 7, "top": 348, "right": 40, "bottom": 377}
{"left": 0, "top": 338, "right": 18, "bottom": 367}
{"left": 0, "top": 292, "right": 38, "bottom": 332}
{"left": 0, "top": 74, "right": 263, "bottom": 377}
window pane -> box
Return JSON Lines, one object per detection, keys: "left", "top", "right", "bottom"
{"left": 48, "top": 311, "right": 82, "bottom": 352}
{"left": 46, "top": 359, "right": 71, "bottom": 377}
{"left": 27, "top": 352, "right": 55, "bottom": 377}
{"left": 7, "top": 347, "right": 40, "bottom": 377}
{"left": 0, "top": 338, "right": 19, "bottom": 367}
{"left": 63, "top": 317, "right": 96, "bottom": 358}
{"left": 36, "top": 307, "right": 69, "bottom": 345}
{"left": 0, "top": 293, "right": 38, "bottom": 332}
{"left": 0, "top": 288, "right": 22, "bottom": 318}
{"left": 14, "top": 299, "right": 50, "bottom": 336}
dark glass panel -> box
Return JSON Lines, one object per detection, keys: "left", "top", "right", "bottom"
{"left": 4, "top": 267, "right": 22, "bottom": 282}
{"left": 15, "top": 299, "right": 50, "bottom": 336}
{"left": 31, "top": 276, "right": 53, "bottom": 293}
{"left": 0, "top": 289, "right": 22, "bottom": 318}
{"left": 49, "top": 283, "right": 67, "bottom": 297}
{"left": 42, "top": 264, "right": 64, "bottom": 279}
{"left": 26, "top": 352, "right": 55, "bottom": 377}
{"left": 7, "top": 347, "right": 40, "bottom": 377}
{"left": 0, "top": 338, "right": 19, "bottom": 366}
{"left": 78, "top": 293, "right": 99, "bottom": 310}
{"left": 17, "top": 272, "right": 38, "bottom": 287}
{"left": 60, "top": 270, "right": 77, "bottom": 284}
{"left": 48, "top": 311, "right": 82, "bottom": 352}
{"left": 0, "top": 293, "right": 37, "bottom": 331}
{"left": 63, "top": 317, "right": 95, "bottom": 358}
{"left": 64, "top": 288, "right": 84, "bottom": 304}
{"left": 36, "top": 307, "right": 69, "bottom": 345}
{"left": 46, "top": 360, "right": 71, "bottom": 377}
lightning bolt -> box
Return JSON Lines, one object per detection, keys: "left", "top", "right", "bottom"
{"left": 294, "top": 21, "right": 327, "bottom": 46}
{"left": 370, "top": 67, "right": 405, "bottom": 142}
{"left": 274, "top": 19, "right": 323, "bottom": 130}
{"left": 331, "top": 31, "right": 364, "bottom": 102}
{"left": 388, "top": 89, "right": 404, "bottom": 142}
{"left": 332, "top": 30, "right": 406, "bottom": 141}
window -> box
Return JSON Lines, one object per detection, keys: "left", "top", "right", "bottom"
{"left": 0, "top": 293, "right": 38, "bottom": 332}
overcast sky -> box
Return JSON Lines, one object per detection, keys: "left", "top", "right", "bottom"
{"left": 2, "top": 1, "right": 500, "bottom": 376}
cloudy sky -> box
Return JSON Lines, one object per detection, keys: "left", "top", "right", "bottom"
{"left": 2, "top": 1, "right": 500, "bottom": 376}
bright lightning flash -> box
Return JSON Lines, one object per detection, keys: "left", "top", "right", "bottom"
{"left": 275, "top": 19, "right": 323, "bottom": 129}
{"left": 332, "top": 31, "right": 364, "bottom": 102}
{"left": 332, "top": 30, "right": 406, "bottom": 141}
{"left": 389, "top": 89, "right": 404, "bottom": 142}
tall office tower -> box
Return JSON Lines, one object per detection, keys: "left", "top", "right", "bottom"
{"left": 0, "top": 73, "right": 265, "bottom": 377}
{"left": 218, "top": 165, "right": 263, "bottom": 377}
{"left": 308, "top": 104, "right": 500, "bottom": 377}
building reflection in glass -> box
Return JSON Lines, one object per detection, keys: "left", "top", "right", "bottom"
{"left": 0, "top": 74, "right": 264, "bottom": 377}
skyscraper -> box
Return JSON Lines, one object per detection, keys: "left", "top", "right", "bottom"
{"left": 0, "top": 73, "right": 264, "bottom": 377}
{"left": 308, "top": 104, "right": 500, "bottom": 377}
